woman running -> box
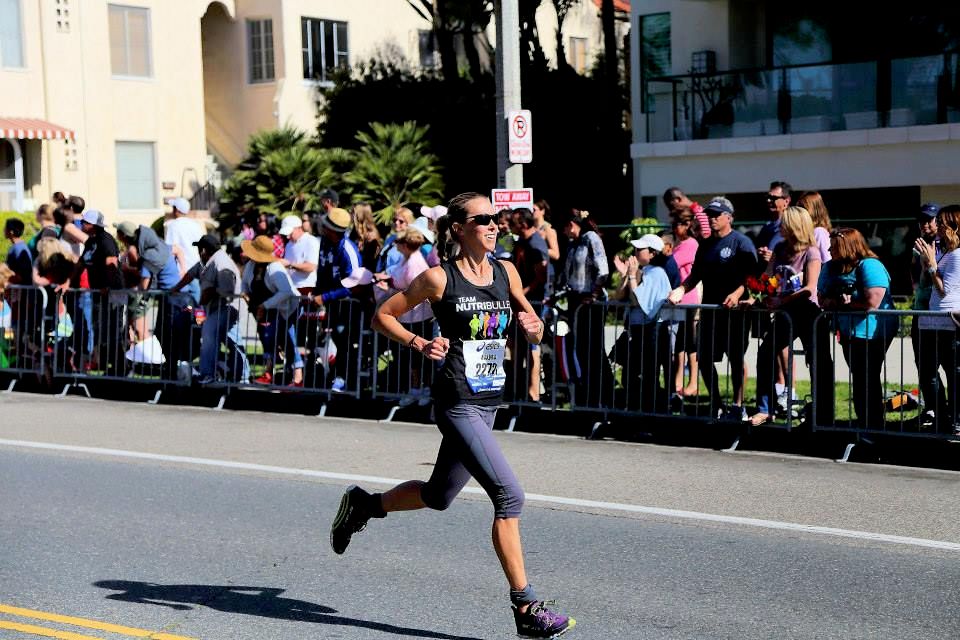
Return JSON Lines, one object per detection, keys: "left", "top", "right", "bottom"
{"left": 329, "top": 192, "right": 576, "bottom": 639}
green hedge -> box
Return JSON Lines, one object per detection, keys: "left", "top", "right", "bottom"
{"left": 0, "top": 211, "right": 40, "bottom": 258}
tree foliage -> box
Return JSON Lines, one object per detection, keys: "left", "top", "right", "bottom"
{"left": 345, "top": 121, "right": 445, "bottom": 225}
{"left": 219, "top": 127, "right": 351, "bottom": 223}
{"left": 319, "top": 58, "right": 631, "bottom": 222}
{"left": 320, "top": 66, "right": 497, "bottom": 202}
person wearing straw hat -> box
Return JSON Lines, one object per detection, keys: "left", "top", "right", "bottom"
{"left": 314, "top": 207, "right": 368, "bottom": 392}
{"left": 241, "top": 235, "right": 304, "bottom": 387}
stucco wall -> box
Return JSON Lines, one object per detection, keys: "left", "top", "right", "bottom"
{"left": 1, "top": 1, "right": 212, "bottom": 223}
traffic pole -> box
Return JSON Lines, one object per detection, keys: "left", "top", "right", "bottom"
{"left": 495, "top": 0, "right": 523, "bottom": 189}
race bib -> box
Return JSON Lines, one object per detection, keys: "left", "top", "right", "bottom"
{"left": 463, "top": 339, "right": 507, "bottom": 393}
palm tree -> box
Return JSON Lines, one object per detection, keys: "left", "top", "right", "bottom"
{"left": 220, "top": 128, "right": 350, "bottom": 222}
{"left": 345, "top": 121, "right": 445, "bottom": 225}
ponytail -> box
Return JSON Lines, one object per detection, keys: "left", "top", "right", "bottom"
{"left": 435, "top": 215, "right": 457, "bottom": 262}
{"left": 436, "top": 191, "right": 485, "bottom": 262}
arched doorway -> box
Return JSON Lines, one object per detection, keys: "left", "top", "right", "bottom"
{"left": 201, "top": 1, "right": 244, "bottom": 170}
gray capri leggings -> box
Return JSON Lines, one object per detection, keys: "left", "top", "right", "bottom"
{"left": 421, "top": 403, "right": 525, "bottom": 519}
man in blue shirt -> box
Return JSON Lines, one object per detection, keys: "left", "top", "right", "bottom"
{"left": 4, "top": 219, "right": 32, "bottom": 285}
{"left": 668, "top": 197, "right": 758, "bottom": 421}
{"left": 313, "top": 207, "right": 370, "bottom": 392}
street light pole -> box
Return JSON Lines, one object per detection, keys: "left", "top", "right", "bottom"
{"left": 494, "top": 0, "right": 522, "bottom": 189}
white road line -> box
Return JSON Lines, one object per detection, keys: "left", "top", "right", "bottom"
{"left": 2, "top": 438, "right": 958, "bottom": 552}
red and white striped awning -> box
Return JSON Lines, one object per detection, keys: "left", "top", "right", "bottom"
{"left": 0, "top": 117, "right": 76, "bottom": 141}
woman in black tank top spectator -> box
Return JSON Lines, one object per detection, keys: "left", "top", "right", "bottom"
{"left": 328, "top": 193, "right": 576, "bottom": 638}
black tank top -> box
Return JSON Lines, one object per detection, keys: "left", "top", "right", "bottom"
{"left": 432, "top": 258, "right": 512, "bottom": 407}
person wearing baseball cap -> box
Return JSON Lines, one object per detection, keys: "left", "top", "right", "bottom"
{"left": 72, "top": 209, "right": 121, "bottom": 291}
{"left": 630, "top": 233, "right": 682, "bottom": 287}
{"left": 79, "top": 209, "right": 105, "bottom": 228}
{"left": 164, "top": 196, "right": 203, "bottom": 272}
{"left": 319, "top": 188, "right": 339, "bottom": 212}
{"left": 113, "top": 220, "right": 173, "bottom": 287}
{"left": 59, "top": 207, "right": 124, "bottom": 370}
{"left": 614, "top": 232, "right": 674, "bottom": 412}
{"left": 170, "top": 232, "right": 249, "bottom": 384}
{"left": 668, "top": 195, "right": 758, "bottom": 422}
{"left": 277, "top": 214, "right": 320, "bottom": 295}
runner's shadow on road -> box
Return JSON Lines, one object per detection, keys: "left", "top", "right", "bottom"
{"left": 93, "top": 581, "right": 482, "bottom": 640}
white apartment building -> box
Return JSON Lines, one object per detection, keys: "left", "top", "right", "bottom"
{"left": 629, "top": 1, "right": 960, "bottom": 220}
{"left": 0, "top": 0, "right": 621, "bottom": 223}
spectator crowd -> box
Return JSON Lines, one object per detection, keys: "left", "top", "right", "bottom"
{"left": 2, "top": 183, "right": 959, "bottom": 438}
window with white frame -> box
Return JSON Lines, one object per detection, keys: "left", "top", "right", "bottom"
{"left": 568, "top": 37, "right": 588, "bottom": 74}
{"left": 115, "top": 142, "right": 156, "bottom": 210}
{"left": 108, "top": 4, "right": 152, "bottom": 77}
{"left": 0, "top": 0, "right": 24, "bottom": 68}
{"left": 247, "top": 18, "right": 275, "bottom": 83}
{"left": 302, "top": 17, "right": 348, "bottom": 82}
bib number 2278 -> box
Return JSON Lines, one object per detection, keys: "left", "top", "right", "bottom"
{"left": 463, "top": 339, "right": 506, "bottom": 393}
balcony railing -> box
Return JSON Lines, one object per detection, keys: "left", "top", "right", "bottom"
{"left": 644, "top": 53, "right": 960, "bottom": 143}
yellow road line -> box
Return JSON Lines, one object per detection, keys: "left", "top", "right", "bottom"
{"left": 0, "top": 620, "right": 104, "bottom": 640}
{"left": 0, "top": 604, "right": 194, "bottom": 639}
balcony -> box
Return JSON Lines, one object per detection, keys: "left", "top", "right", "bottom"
{"left": 644, "top": 54, "right": 960, "bottom": 143}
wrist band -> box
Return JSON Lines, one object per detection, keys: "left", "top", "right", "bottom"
{"left": 408, "top": 335, "right": 420, "bottom": 350}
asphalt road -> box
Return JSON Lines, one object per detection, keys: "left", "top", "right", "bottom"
{"left": 0, "top": 394, "right": 958, "bottom": 639}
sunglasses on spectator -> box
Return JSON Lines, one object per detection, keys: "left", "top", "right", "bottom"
{"left": 829, "top": 230, "right": 844, "bottom": 239}
{"left": 766, "top": 195, "right": 786, "bottom": 203}
{"left": 465, "top": 214, "right": 497, "bottom": 226}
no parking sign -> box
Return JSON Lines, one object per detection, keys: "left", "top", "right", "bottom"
{"left": 508, "top": 109, "right": 532, "bottom": 164}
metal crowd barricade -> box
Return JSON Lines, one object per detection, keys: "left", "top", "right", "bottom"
{"left": 370, "top": 316, "right": 438, "bottom": 419}
{"left": 211, "top": 295, "right": 367, "bottom": 408}
{"left": 811, "top": 309, "right": 959, "bottom": 448}
{"left": 0, "top": 284, "right": 49, "bottom": 389}
{"left": 501, "top": 301, "right": 565, "bottom": 425}
{"left": 564, "top": 299, "right": 804, "bottom": 436}
{"left": 50, "top": 288, "right": 197, "bottom": 398}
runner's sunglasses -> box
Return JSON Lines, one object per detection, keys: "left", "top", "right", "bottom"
{"left": 465, "top": 214, "right": 497, "bottom": 226}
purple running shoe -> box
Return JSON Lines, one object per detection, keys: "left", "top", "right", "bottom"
{"left": 513, "top": 600, "right": 576, "bottom": 638}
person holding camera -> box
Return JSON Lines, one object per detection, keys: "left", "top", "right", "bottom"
{"left": 914, "top": 205, "right": 960, "bottom": 436}
{"left": 910, "top": 203, "right": 941, "bottom": 427}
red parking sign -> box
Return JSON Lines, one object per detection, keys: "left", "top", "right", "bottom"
{"left": 491, "top": 188, "right": 534, "bottom": 213}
